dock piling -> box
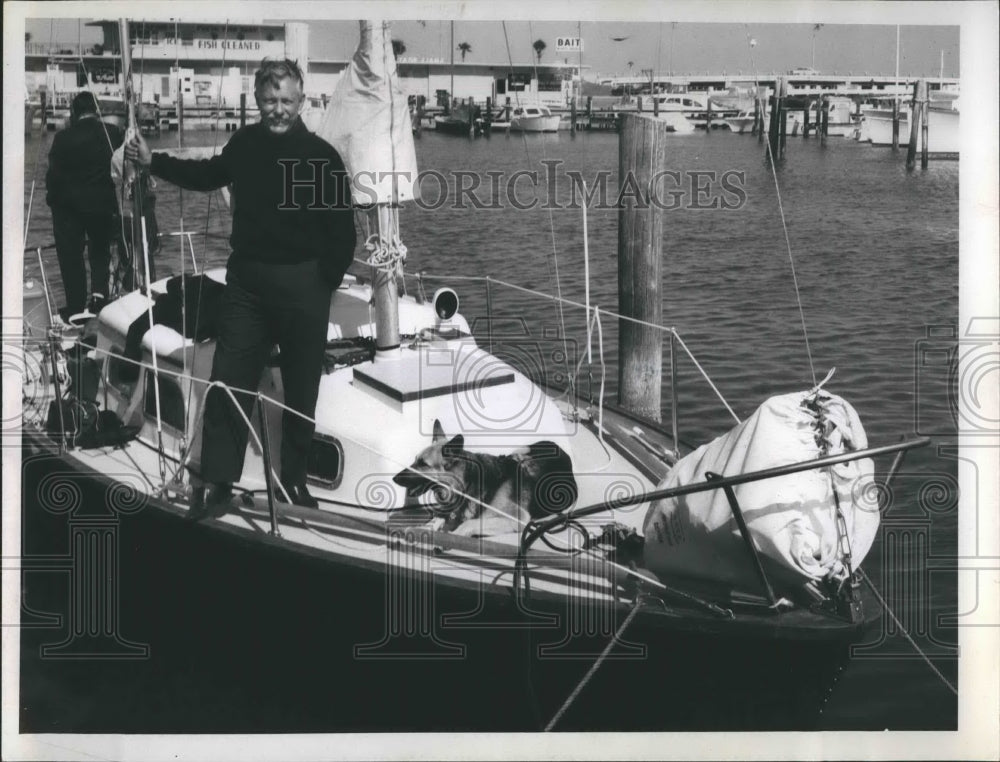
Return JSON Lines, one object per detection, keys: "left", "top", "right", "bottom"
{"left": 777, "top": 80, "right": 787, "bottom": 156}
{"left": 821, "top": 95, "right": 829, "bottom": 144}
{"left": 891, "top": 98, "right": 900, "bottom": 150}
{"left": 920, "top": 84, "right": 930, "bottom": 169}
{"left": 571, "top": 97, "right": 577, "bottom": 135}
{"left": 239, "top": 92, "right": 246, "bottom": 128}
{"left": 905, "top": 81, "right": 921, "bottom": 169}
{"left": 753, "top": 93, "right": 765, "bottom": 143}
{"left": 617, "top": 114, "right": 666, "bottom": 422}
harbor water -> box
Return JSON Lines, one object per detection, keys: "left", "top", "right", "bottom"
{"left": 18, "top": 126, "right": 959, "bottom": 731}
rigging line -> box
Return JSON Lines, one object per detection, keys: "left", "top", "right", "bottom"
{"left": 859, "top": 569, "right": 958, "bottom": 696}
{"left": 501, "top": 21, "right": 573, "bottom": 398}
{"left": 744, "top": 28, "right": 817, "bottom": 387}
{"left": 197, "top": 19, "right": 231, "bottom": 264}
{"left": 180, "top": 19, "right": 232, "bottom": 403}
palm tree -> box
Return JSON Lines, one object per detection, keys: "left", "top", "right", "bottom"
{"left": 811, "top": 24, "right": 823, "bottom": 70}
{"left": 392, "top": 39, "right": 406, "bottom": 58}
{"left": 532, "top": 39, "right": 546, "bottom": 64}
{"left": 457, "top": 41, "right": 472, "bottom": 61}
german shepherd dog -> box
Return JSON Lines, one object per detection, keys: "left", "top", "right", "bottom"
{"left": 393, "top": 420, "right": 579, "bottom": 537}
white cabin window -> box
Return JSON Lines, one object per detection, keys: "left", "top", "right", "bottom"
{"left": 143, "top": 373, "right": 186, "bottom": 432}
{"left": 106, "top": 345, "right": 137, "bottom": 398}
{"left": 307, "top": 433, "right": 344, "bottom": 488}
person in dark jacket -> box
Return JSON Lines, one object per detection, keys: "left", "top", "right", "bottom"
{"left": 46, "top": 91, "right": 124, "bottom": 320}
{"left": 126, "top": 58, "right": 356, "bottom": 519}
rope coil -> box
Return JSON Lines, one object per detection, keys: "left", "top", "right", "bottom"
{"left": 362, "top": 232, "right": 408, "bottom": 276}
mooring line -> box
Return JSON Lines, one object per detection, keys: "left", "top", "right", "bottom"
{"left": 545, "top": 601, "right": 643, "bottom": 731}
{"left": 859, "top": 568, "right": 958, "bottom": 696}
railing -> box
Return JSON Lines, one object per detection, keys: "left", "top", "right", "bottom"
{"left": 411, "top": 271, "right": 742, "bottom": 460}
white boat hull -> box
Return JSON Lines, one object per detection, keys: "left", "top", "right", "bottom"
{"left": 863, "top": 107, "right": 959, "bottom": 153}
{"left": 510, "top": 115, "right": 561, "bottom": 133}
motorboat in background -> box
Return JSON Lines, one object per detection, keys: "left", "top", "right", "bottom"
{"left": 859, "top": 95, "right": 959, "bottom": 154}
{"left": 509, "top": 103, "right": 561, "bottom": 133}
{"left": 433, "top": 101, "right": 483, "bottom": 137}
{"left": 722, "top": 109, "right": 756, "bottom": 134}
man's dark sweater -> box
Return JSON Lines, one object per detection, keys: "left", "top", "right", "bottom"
{"left": 46, "top": 117, "right": 124, "bottom": 214}
{"left": 149, "top": 118, "right": 356, "bottom": 286}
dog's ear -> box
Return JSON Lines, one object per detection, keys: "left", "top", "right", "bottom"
{"left": 442, "top": 433, "right": 464, "bottom": 458}
{"left": 432, "top": 419, "right": 446, "bottom": 442}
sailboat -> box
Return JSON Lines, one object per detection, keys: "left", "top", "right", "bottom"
{"left": 17, "top": 19, "right": 928, "bottom": 731}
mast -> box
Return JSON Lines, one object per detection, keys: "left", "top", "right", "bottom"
{"left": 316, "top": 21, "right": 421, "bottom": 360}
{"left": 450, "top": 20, "right": 455, "bottom": 109}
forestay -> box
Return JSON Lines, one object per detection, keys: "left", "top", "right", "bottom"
{"left": 642, "top": 390, "right": 880, "bottom": 593}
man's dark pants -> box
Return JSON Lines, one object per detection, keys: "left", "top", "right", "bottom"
{"left": 200, "top": 258, "right": 332, "bottom": 487}
{"left": 51, "top": 206, "right": 115, "bottom": 314}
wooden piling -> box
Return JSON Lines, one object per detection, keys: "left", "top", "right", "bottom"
{"left": 571, "top": 97, "right": 577, "bottom": 135}
{"left": 803, "top": 101, "right": 811, "bottom": 138}
{"left": 777, "top": 80, "right": 787, "bottom": 156}
{"left": 752, "top": 95, "right": 760, "bottom": 136}
{"left": 617, "top": 114, "right": 666, "bottom": 422}
{"left": 905, "top": 81, "right": 920, "bottom": 169}
{"left": 705, "top": 98, "right": 712, "bottom": 132}
{"left": 821, "top": 95, "right": 829, "bottom": 144}
{"left": 891, "top": 98, "right": 899, "bottom": 149}
{"left": 239, "top": 92, "right": 246, "bottom": 128}
{"left": 637, "top": 95, "right": 644, "bottom": 113}
{"left": 767, "top": 89, "right": 780, "bottom": 155}
{"left": 653, "top": 93, "right": 659, "bottom": 117}
{"left": 485, "top": 96, "right": 493, "bottom": 136}
{"left": 505, "top": 97, "right": 511, "bottom": 123}
{"left": 587, "top": 95, "right": 593, "bottom": 127}
{"left": 40, "top": 91, "right": 48, "bottom": 131}
{"left": 920, "top": 80, "right": 929, "bottom": 169}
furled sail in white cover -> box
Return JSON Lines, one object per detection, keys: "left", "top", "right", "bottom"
{"left": 316, "top": 21, "right": 419, "bottom": 205}
{"left": 642, "top": 390, "right": 880, "bottom": 594}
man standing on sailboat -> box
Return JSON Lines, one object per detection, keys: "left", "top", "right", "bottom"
{"left": 46, "top": 92, "right": 124, "bottom": 321}
{"left": 125, "top": 58, "right": 356, "bottom": 518}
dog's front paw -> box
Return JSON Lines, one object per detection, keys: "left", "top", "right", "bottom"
{"left": 429, "top": 516, "right": 448, "bottom": 532}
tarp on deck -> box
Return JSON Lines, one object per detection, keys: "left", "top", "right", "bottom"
{"left": 642, "top": 390, "right": 879, "bottom": 592}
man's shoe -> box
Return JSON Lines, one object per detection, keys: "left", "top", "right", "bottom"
{"left": 186, "top": 485, "right": 207, "bottom": 521}
{"left": 205, "top": 484, "right": 234, "bottom": 517}
{"left": 281, "top": 482, "right": 318, "bottom": 509}
{"left": 187, "top": 483, "right": 233, "bottom": 521}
